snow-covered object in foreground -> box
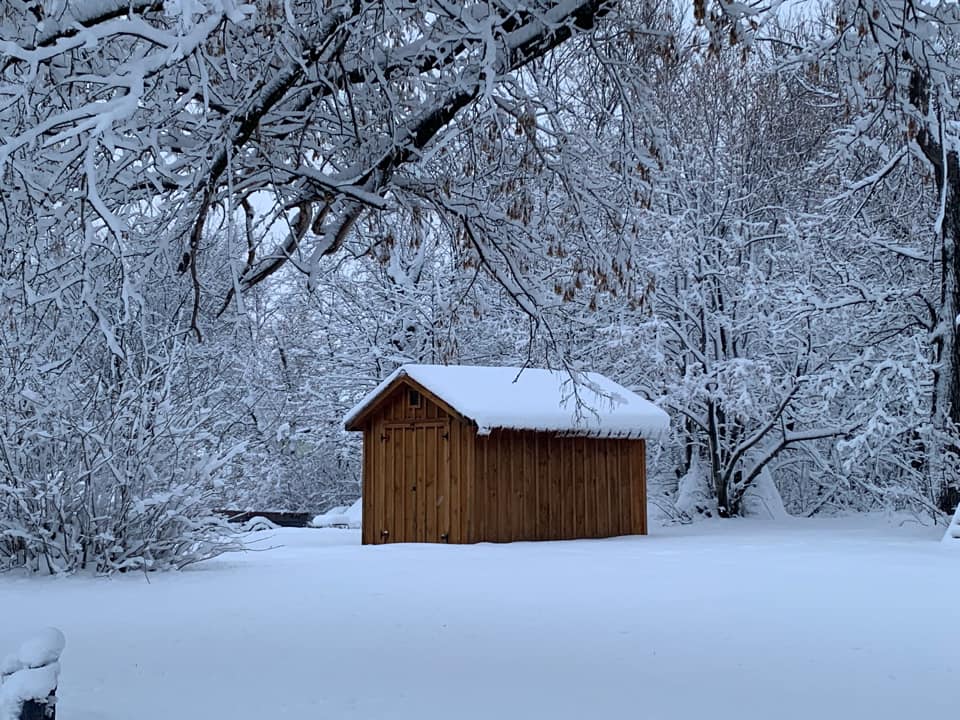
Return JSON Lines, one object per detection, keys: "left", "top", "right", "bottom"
{"left": 311, "top": 498, "right": 362, "bottom": 529}
{"left": 0, "top": 628, "right": 65, "bottom": 720}
{"left": 1, "top": 629, "right": 65, "bottom": 675}
{"left": 0, "top": 666, "right": 59, "bottom": 720}
{"left": 344, "top": 365, "right": 669, "bottom": 439}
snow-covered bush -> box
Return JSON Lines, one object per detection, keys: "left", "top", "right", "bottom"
{"left": 0, "top": 206, "right": 243, "bottom": 572}
{"left": 0, "top": 327, "right": 243, "bottom": 573}
{"left": 207, "top": 302, "right": 361, "bottom": 513}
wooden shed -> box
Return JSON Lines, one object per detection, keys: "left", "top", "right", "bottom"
{"left": 344, "top": 364, "right": 669, "bottom": 545}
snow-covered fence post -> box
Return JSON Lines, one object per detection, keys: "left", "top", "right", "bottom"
{"left": 0, "top": 629, "right": 65, "bottom": 720}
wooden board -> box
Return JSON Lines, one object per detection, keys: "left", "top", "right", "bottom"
{"left": 470, "top": 431, "right": 648, "bottom": 542}
{"left": 378, "top": 420, "right": 449, "bottom": 543}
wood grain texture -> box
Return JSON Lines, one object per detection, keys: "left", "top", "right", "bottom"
{"left": 468, "top": 430, "right": 649, "bottom": 542}
{"left": 357, "top": 379, "right": 649, "bottom": 544}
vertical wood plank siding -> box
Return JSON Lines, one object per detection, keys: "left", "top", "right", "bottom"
{"left": 469, "top": 431, "right": 647, "bottom": 542}
{"left": 360, "top": 380, "right": 648, "bottom": 544}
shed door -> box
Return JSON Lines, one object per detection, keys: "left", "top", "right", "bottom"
{"left": 382, "top": 421, "right": 450, "bottom": 543}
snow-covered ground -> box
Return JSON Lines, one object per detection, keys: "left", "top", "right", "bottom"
{"left": 0, "top": 516, "right": 956, "bottom": 720}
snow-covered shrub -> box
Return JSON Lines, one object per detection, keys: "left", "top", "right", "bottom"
{"left": 207, "top": 306, "right": 362, "bottom": 514}
{"left": 0, "top": 212, "right": 243, "bottom": 573}
{"left": 0, "top": 328, "right": 243, "bottom": 573}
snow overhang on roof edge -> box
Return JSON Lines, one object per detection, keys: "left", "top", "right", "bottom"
{"left": 343, "top": 365, "right": 670, "bottom": 439}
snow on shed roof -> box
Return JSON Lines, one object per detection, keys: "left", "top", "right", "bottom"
{"left": 343, "top": 364, "right": 669, "bottom": 439}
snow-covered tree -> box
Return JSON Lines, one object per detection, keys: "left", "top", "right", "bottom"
{"left": 2, "top": 0, "right": 658, "bottom": 570}
{"left": 812, "top": 0, "right": 960, "bottom": 512}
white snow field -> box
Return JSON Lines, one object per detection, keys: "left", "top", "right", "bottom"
{"left": 0, "top": 517, "right": 957, "bottom": 720}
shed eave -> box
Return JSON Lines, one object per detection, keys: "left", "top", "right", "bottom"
{"left": 482, "top": 426, "right": 659, "bottom": 440}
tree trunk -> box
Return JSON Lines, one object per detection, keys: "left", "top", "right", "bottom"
{"left": 933, "top": 195, "right": 960, "bottom": 512}
{"left": 707, "top": 399, "right": 733, "bottom": 517}
{"left": 911, "top": 69, "right": 960, "bottom": 513}
{"left": 716, "top": 472, "right": 731, "bottom": 517}
{"left": 727, "top": 471, "right": 746, "bottom": 518}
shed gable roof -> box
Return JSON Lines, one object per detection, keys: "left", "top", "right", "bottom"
{"left": 344, "top": 364, "right": 669, "bottom": 438}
